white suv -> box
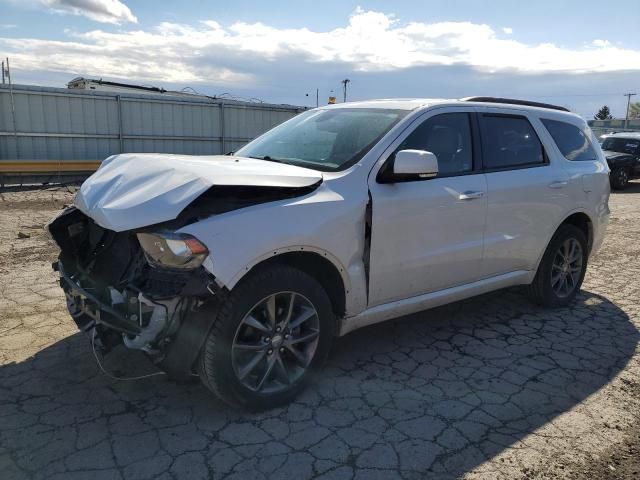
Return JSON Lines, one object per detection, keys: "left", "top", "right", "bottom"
{"left": 48, "top": 97, "right": 610, "bottom": 409}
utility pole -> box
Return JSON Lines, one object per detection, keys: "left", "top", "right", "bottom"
{"left": 6, "top": 57, "right": 19, "bottom": 158}
{"left": 306, "top": 88, "right": 319, "bottom": 108}
{"left": 624, "top": 93, "right": 637, "bottom": 130}
{"left": 1, "top": 60, "right": 4, "bottom": 84}
{"left": 341, "top": 78, "right": 351, "bottom": 103}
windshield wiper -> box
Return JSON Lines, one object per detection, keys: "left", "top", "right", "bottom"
{"left": 248, "top": 155, "right": 289, "bottom": 164}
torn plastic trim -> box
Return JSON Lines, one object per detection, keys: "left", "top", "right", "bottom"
{"left": 57, "top": 260, "right": 142, "bottom": 335}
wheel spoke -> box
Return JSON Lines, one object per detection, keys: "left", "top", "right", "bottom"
{"left": 238, "top": 350, "right": 267, "bottom": 380}
{"left": 570, "top": 241, "right": 582, "bottom": 263}
{"left": 289, "top": 329, "right": 319, "bottom": 345}
{"left": 289, "top": 307, "right": 316, "bottom": 329}
{"left": 265, "top": 295, "right": 277, "bottom": 330}
{"left": 244, "top": 315, "right": 271, "bottom": 334}
{"left": 283, "top": 293, "right": 296, "bottom": 327}
{"left": 551, "top": 272, "right": 563, "bottom": 287}
{"left": 233, "top": 341, "right": 266, "bottom": 351}
{"left": 285, "top": 344, "right": 309, "bottom": 367}
{"left": 274, "top": 354, "right": 290, "bottom": 385}
{"left": 567, "top": 240, "right": 576, "bottom": 264}
{"left": 256, "top": 354, "right": 277, "bottom": 391}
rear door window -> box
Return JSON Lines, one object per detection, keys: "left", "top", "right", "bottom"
{"left": 541, "top": 119, "right": 598, "bottom": 161}
{"left": 479, "top": 114, "right": 545, "bottom": 170}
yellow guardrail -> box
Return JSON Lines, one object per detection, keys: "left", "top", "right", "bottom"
{"left": 0, "top": 161, "right": 101, "bottom": 173}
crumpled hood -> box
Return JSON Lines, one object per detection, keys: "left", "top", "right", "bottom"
{"left": 75, "top": 153, "right": 323, "bottom": 232}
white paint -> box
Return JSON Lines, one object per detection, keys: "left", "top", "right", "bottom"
{"left": 73, "top": 98, "right": 611, "bottom": 336}
{"left": 74, "top": 153, "right": 322, "bottom": 232}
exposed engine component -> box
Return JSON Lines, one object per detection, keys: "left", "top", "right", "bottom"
{"left": 49, "top": 206, "right": 218, "bottom": 380}
{"left": 122, "top": 294, "right": 174, "bottom": 351}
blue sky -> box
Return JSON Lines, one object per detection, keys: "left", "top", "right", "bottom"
{"left": 1, "top": 0, "right": 639, "bottom": 118}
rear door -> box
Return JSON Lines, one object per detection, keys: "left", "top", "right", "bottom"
{"left": 367, "top": 108, "right": 488, "bottom": 306}
{"left": 478, "top": 109, "right": 572, "bottom": 277}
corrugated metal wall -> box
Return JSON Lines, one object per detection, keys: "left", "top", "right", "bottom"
{"left": 588, "top": 118, "right": 640, "bottom": 138}
{"left": 0, "top": 84, "right": 305, "bottom": 163}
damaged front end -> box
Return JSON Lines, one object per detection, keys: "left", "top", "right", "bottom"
{"left": 48, "top": 207, "right": 219, "bottom": 380}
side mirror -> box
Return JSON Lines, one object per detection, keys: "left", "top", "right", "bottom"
{"left": 393, "top": 149, "right": 439, "bottom": 178}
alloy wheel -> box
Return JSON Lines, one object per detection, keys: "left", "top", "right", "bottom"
{"left": 618, "top": 169, "right": 629, "bottom": 187}
{"left": 231, "top": 292, "right": 320, "bottom": 393}
{"left": 550, "top": 238, "right": 583, "bottom": 298}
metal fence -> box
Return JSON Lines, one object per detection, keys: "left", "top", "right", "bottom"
{"left": 0, "top": 84, "right": 305, "bottom": 183}
{"left": 588, "top": 118, "right": 640, "bottom": 139}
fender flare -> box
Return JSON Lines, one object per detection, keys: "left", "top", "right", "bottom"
{"left": 221, "top": 245, "right": 353, "bottom": 295}
{"left": 532, "top": 208, "right": 594, "bottom": 272}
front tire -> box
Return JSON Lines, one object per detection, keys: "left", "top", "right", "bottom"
{"left": 611, "top": 167, "right": 630, "bottom": 190}
{"left": 198, "top": 264, "right": 335, "bottom": 410}
{"left": 527, "top": 224, "right": 588, "bottom": 307}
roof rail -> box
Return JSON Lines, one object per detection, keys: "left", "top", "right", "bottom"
{"left": 461, "top": 96, "right": 570, "bottom": 112}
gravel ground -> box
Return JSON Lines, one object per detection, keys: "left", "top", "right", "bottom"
{"left": 0, "top": 183, "right": 639, "bottom": 480}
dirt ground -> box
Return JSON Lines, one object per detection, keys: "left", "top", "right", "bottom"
{"left": 0, "top": 183, "right": 639, "bottom": 480}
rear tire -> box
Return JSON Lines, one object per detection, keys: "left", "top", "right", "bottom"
{"left": 611, "top": 167, "right": 630, "bottom": 190}
{"left": 527, "top": 224, "right": 588, "bottom": 307}
{"left": 198, "top": 264, "right": 335, "bottom": 410}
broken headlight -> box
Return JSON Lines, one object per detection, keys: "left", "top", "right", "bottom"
{"left": 137, "top": 232, "right": 209, "bottom": 270}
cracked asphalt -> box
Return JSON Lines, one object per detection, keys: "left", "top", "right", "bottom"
{"left": 1, "top": 183, "right": 639, "bottom": 480}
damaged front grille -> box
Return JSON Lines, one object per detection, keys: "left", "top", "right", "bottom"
{"left": 49, "top": 207, "right": 144, "bottom": 290}
{"left": 50, "top": 207, "right": 219, "bottom": 379}
{"left": 49, "top": 207, "right": 214, "bottom": 336}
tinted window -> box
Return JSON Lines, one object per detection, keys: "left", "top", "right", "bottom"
{"left": 480, "top": 115, "right": 545, "bottom": 169}
{"left": 542, "top": 119, "right": 598, "bottom": 161}
{"left": 394, "top": 113, "right": 473, "bottom": 176}
{"left": 601, "top": 137, "right": 640, "bottom": 155}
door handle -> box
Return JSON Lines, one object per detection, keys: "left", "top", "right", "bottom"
{"left": 458, "top": 191, "right": 485, "bottom": 200}
{"left": 548, "top": 181, "right": 568, "bottom": 189}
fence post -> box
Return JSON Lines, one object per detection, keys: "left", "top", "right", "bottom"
{"left": 116, "top": 95, "right": 124, "bottom": 153}
{"left": 219, "top": 102, "right": 226, "bottom": 154}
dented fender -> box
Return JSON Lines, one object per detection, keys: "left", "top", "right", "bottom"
{"left": 178, "top": 179, "right": 371, "bottom": 316}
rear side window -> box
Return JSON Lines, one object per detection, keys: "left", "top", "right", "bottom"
{"left": 541, "top": 119, "right": 598, "bottom": 161}
{"left": 480, "top": 114, "right": 545, "bottom": 170}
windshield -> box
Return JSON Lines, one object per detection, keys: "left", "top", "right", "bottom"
{"left": 601, "top": 137, "right": 640, "bottom": 155}
{"left": 236, "top": 108, "right": 408, "bottom": 171}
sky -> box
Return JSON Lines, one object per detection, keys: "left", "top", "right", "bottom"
{"left": 1, "top": 0, "right": 639, "bottom": 118}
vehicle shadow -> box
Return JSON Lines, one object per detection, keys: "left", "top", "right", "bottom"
{"left": 612, "top": 180, "right": 640, "bottom": 194}
{"left": 0, "top": 288, "right": 637, "bottom": 479}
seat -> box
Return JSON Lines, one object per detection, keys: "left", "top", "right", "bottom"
{"left": 425, "top": 126, "right": 463, "bottom": 175}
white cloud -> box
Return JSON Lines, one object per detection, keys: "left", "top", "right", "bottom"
{"left": 592, "top": 39, "right": 611, "bottom": 47}
{"left": 1, "top": 8, "right": 640, "bottom": 88}
{"left": 502, "top": 27, "right": 513, "bottom": 34}
{"left": 0, "top": 24, "right": 18, "bottom": 29}
{"left": 16, "top": 0, "right": 138, "bottom": 24}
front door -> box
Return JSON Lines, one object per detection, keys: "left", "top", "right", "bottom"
{"left": 367, "top": 109, "right": 488, "bottom": 307}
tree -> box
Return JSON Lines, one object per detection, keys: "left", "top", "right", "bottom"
{"left": 594, "top": 105, "right": 613, "bottom": 120}
{"left": 628, "top": 102, "right": 640, "bottom": 120}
